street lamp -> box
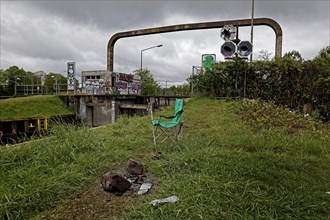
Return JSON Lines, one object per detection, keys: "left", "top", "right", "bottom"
{"left": 14, "top": 77, "right": 20, "bottom": 96}
{"left": 165, "top": 80, "right": 171, "bottom": 96}
{"left": 250, "top": 0, "right": 255, "bottom": 63}
{"left": 51, "top": 75, "right": 58, "bottom": 94}
{"left": 140, "top": 44, "right": 163, "bottom": 71}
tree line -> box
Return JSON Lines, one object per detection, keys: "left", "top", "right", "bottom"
{"left": 0, "top": 66, "right": 67, "bottom": 96}
{"left": 0, "top": 66, "right": 191, "bottom": 97}
{"left": 134, "top": 69, "right": 190, "bottom": 96}
{"left": 188, "top": 46, "right": 330, "bottom": 121}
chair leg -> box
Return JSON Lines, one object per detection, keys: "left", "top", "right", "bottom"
{"left": 152, "top": 125, "right": 157, "bottom": 145}
{"left": 159, "top": 127, "right": 176, "bottom": 144}
{"left": 177, "top": 123, "right": 183, "bottom": 140}
{"left": 153, "top": 124, "right": 183, "bottom": 145}
{"left": 169, "top": 123, "right": 182, "bottom": 141}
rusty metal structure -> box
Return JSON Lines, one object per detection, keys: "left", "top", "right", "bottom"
{"left": 107, "top": 17, "right": 282, "bottom": 71}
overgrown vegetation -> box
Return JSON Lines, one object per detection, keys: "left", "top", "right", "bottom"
{"left": 0, "top": 116, "right": 153, "bottom": 219}
{"left": 0, "top": 95, "right": 73, "bottom": 120}
{"left": 239, "top": 99, "right": 328, "bottom": 134}
{"left": 0, "top": 98, "right": 329, "bottom": 219}
{"left": 133, "top": 68, "right": 190, "bottom": 96}
{"left": 189, "top": 46, "right": 330, "bottom": 121}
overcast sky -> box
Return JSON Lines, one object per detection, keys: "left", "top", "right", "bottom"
{"left": 1, "top": 0, "right": 329, "bottom": 86}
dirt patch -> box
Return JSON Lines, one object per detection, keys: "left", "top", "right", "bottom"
{"left": 38, "top": 172, "right": 156, "bottom": 220}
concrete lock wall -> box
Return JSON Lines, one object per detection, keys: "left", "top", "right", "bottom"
{"left": 84, "top": 96, "right": 118, "bottom": 127}
{"left": 60, "top": 95, "right": 117, "bottom": 127}
{"left": 90, "top": 103, "right": 113, "bottom": 127}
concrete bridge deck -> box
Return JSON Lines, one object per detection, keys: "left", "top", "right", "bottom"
{"left": 59, "top": 94, "right": 188, "bottom": 127}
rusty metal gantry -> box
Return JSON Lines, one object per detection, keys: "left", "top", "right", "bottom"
{"left": 107, "top": 17, "right": 282, "bottom": 71}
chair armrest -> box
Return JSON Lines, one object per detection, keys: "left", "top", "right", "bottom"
{"left": 160, "top": 115, "right": 175, "bottom": 119}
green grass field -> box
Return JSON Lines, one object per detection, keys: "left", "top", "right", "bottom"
{"left": 0, "top": 98, "right": 329, "bottom": 219}
{"left": 0, "top": 95, "right": 73, "bottom": 120}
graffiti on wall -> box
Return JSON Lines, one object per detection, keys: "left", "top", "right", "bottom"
{"left": 83, "top": 72, "right": 141, "bottom": 95}
{"left": 115, "top": 81, "right": 141, "bottom": 95}
{"left": 85, "top": 77, "right": 112, "bottom": 95}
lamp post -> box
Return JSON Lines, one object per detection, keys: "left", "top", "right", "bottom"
{"left": 250, "top": 0, "right": 255, "bottom": 63}
{"left": 140, "top": 44, "right": 163, "bottom": 71}
{"left": 51, "top": 75, "right": 58, "bottom": 94}
{"left": 165, "top": 80, "right": 172, "bottom": 96}
{"left": 31, "top": 75, "right": 34, "bottom": 95}
{"left": 14, "top": 77, "right": 20, "bottom": 96}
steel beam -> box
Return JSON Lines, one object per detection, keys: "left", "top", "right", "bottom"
{"left": 107, "top": 17, "right": 282, "bottom": 71}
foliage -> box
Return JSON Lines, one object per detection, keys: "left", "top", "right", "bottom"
{"left": 258, "top": 50, "right": 273, "bottom": 61}
{"left": 1, "top": 98, "right": 329, "bottom": 219}
{"left": 0, "top": 66, "right": 67, "bottom": 96}
{"left": 188, "top": 57, "right": 249, "bottom": 97}
{"left": 133, "top": 69, "right": 160, "bottom": 95}
{"left": 238, "top": 99, "right": 328, "bottom": 134}
{"left": 0, "top": 66, "right": 26, "bottom": 95}
{"left": 165, "top": 84, "right": 190, "bottom": 96}
{"left": 43, "top": 73, "right": 67, "bottom": 94}
{"left": 189, "top": 46, "right": 330, "bottom": 120}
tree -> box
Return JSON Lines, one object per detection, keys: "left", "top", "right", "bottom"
{"left": 258, "top": 50, "right": 273, "bottom": 61}
{"left": 1, "top": 66, "right": 27, "bottom": 95}
{"left": 44, "top": 73, "right": 67, "bottom": 94}
{"left": 133, "top": 69, "right": 160, "bottom": 95}
{"left": 190, "top": 57, "right": 249, "bottom": 97}
{"left": 311, "top": 45, "right": 330, "bottom": 120}
{"left": 166, "top": 84, "right": 190, "bottom": 96}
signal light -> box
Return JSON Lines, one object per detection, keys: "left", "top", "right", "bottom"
{"left": 221, "top": 41, "right": 236, "bottom": 58}
{"left": 237, "top": 41, "right": 253, "bottom": 57}
{"left": 220, "top": 25, "right": 236, "bottom": 41}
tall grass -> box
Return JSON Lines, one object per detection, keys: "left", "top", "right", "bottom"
{"left": 120, "top": 98, "right": 330, "bottom": 220}
{"left": 0, "top": 98, "right": 329, "bottom": 219}
{"left": 0, "top": 116, "right": 154, "bottom": 219}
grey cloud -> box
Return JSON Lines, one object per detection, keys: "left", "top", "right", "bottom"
{"left": 13, "top": 1, "right": 168, "bottom": 30}
{"left": 1, "top": 0, "right": 329, "bottom": 85}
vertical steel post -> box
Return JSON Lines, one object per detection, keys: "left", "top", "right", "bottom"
{"left": 250, "top": 0, "right": 255, "bottom": 63}
{"left": 191, "top": 66, "right": 194, "bottom": 97}
{"left": 14, "top": 77, "right": 17, "bottom": 96}
{"left": 140, "top": 50, "right": 143, "bottom": 71}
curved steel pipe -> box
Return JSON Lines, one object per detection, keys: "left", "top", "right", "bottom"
{"left": 107, "top": 17, "right": 282, "bottom": 71}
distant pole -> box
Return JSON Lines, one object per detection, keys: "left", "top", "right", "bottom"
{"left": 140, "top": 44, "right": 163, "bottom": 71}
{"left": 250, "top": 0, "right": 255, "bottom": 63}
{"left": 14, "top": 77, "right": 17, "bottom": 96}
{"left": 165, "top": 80, "right": 168, "bottom": 96}
{"left": 140, "top": 51, "right": 143, "bottom": 71}
{"left": 191, "top": 66, "right": 194, "bottom": 97}
{"left": 52, "top": 75, "right": 58, "bottom": 94}
{"left": 31, "top": 76, "right": 34, "bottom": 95}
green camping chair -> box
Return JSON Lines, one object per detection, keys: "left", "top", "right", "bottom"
{"left": 150, "top": 98, "right": 184, "bottom": 145}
